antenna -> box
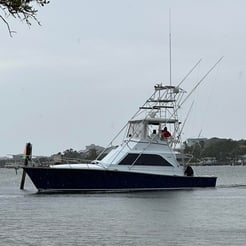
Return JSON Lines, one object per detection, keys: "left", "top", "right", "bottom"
{"left": 169, "top": 9, "right": 172, "bottom": 86}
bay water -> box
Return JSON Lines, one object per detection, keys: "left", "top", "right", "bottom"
{"left": 0, "top": 166, "right": 246, "bottom": 246}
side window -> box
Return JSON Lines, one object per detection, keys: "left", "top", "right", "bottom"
{"left": 119, "top": 153, "right": 172, "bottom": 166}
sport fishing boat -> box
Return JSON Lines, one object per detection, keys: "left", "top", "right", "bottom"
{"left": 23, "top": 83, "right": 217, "bottom": 192}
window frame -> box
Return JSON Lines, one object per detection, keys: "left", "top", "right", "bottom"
{"left": 118, "top": 153, "right": 173, "bottom": 166}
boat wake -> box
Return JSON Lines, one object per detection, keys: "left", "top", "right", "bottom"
{"left": 216, "top": 184, "right": 246, "bottom": 189}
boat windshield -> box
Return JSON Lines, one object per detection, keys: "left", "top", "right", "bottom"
{"left": 127, "top": 120, "right": 163, "bottom": 140}
{"left": 127, "top": 121, "right": 145, "bottom": 139}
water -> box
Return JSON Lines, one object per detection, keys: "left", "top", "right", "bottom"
{"left": 1, "top": 166, "right": 246, "bottom": 246}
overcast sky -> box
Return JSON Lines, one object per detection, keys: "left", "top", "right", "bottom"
{"left": 0, "top": 0, "right": 245, "bottom": 156}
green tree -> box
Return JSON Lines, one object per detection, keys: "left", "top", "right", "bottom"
{"left": 63, "top": 149, "right": 82, "bottom": 160}
{"left": 183, "top": 140, "right": 205, "bottom": 162}
{"left": 0, "top": 0, "right": 49, "bottom": 36}
{"left": 202, "top": 138, "right": 238, "bottom": 161}
{"left": 87, "top": 148, "right": 98, "bottom": 160}
{"left": 184, "top": 137, "right": 246, "bottom": 165}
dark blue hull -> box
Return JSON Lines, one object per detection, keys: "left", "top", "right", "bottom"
{"left": 23, "top": 167, "right": 217, "bottom": 192}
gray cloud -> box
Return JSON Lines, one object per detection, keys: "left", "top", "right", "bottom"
{"left": 0, "top": 0, "right": 245, "bottom": 156}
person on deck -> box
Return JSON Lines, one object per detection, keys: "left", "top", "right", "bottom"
{"left": 151, "top": 129, "right": 157, "bottom": 137}
{"left": 162, "top": 127, "right": 171, "bottom": 139}
{"left": 150, "top": 129, "right": 158, "bottom": 140}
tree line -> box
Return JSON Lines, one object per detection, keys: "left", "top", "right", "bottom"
{"left": 2, "top": 138, "right": 245, "bottom": 168}
{"left": 60, "top": 138, "right": 246, "bottom": 165}
{"left": 184, "top": 138, "right": 246, "bottom": 164}
{"left": 60, "top": 148, "right": 101, "bottom": 161}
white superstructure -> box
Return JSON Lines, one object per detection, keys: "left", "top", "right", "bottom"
{"left": 52, "top": 83, "right": 187, "bottom": 177}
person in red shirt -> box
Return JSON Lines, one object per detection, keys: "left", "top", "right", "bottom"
{"left": 162, "top": 127, "right": 171, "bottom": 139}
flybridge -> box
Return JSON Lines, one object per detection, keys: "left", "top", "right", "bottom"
{"left": 126, "top": 83, "right": 185, "bottom": 147}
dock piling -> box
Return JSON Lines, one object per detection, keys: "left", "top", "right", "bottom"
{"left": 20, "top": 142, "right": 32, "bottom": 190}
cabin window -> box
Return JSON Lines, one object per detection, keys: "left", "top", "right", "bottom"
{"left": 119, "top": 153, "right": 172, "bottom": 166}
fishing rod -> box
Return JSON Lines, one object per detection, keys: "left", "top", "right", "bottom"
{"left": 174, "top": 58, "right": 203, "bottom": 109}
{"left": 177, "top": 58, "right": 202, "bottom": 88}
{"left": 165, "top": 57, "right": 223, "bottom": 147}
{"left": 175, "top": 100, "right": 195, "bottom": 146}
{"left": 179, "top": 56, "right": 223, "bottom": 107}
{"left": 168, "top": 56, "right": 224, "bottom": 123}
{"left": 185, "top": 129, "right": 203, "bottom": 165}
